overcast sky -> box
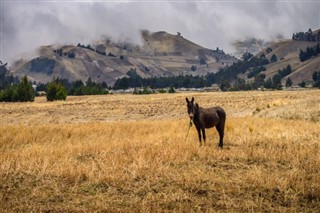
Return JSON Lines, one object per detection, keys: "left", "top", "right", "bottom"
{"left": 1, "top": 0, "right": 319, "bottom": 64}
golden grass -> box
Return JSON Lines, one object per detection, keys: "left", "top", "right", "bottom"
{"left": 0, "top": 90, "right": 319, "bottom": 212}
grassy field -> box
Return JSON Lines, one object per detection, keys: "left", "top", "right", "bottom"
{"left": 0, "top": 90, "right": 319, "bottom": 212}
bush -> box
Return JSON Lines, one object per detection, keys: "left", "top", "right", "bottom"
{"left": 0, "top": 86, "right": 16, "bottom": 102}
{"left": 168, "top": 86, "right": 175, "bottom": 93}
{"left": 270, "top": 54, "right": 278, "bottom": 63}
{"left": 46, "top": 80, "right": 67, "bottom": 101}
{"left": 0, "top": 76, "right": 35, "bottom": 102}
{"left": 191, "top": 65, "right": 197, "bottom": 72}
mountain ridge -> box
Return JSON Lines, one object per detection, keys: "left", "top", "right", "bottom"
{"left": 9, "top": 29, "right": 320, "bottom": 87}
{"left": 10, "top": 30, "right": 236, "bottom": 86}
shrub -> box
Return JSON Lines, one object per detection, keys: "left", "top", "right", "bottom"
{"left": 46, "top": 80, "right": 67, "bottom": 101}
{"left": 270, "top": 54, "right": 278, "bottom": 63}
{"left": 168, "top": 86, "right": 175, "bottom": 93}
{"left": 285, "top": 78, "right": 292, "bottom": 87}
{"left": 191, "top": 65, "right": 197, "bottom": 72}
{"left": 0, "top": 76, "right": 35, "bottom": 102}
{"left": 13, "top": 76, "right": 35, "bottom": 102}
{"left": 0, "top": 86, "right": 15, "bottom": 102}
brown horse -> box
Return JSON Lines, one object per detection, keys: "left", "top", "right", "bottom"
{"left": 186, "top": 97, "right": 226, "bottom": 148}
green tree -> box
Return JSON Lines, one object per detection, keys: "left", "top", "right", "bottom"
{"left": 168, "top": 86, "right": 175, "bottom": 93}
{"left": 0, "top": 61, "right": 18, "bottom": 90}
{"left": 285, "top": 77, "right": 293, "bottom": 87}
{"left": 313, "top": 71, "right": 320, "bottom": 87}
{"left": 242, "top": 52, "right": 253, "bottom": 61}
{"left": 191, "top": 65, "right": 197, "bottom": 72}
{"left": 0, "top": 86, "right": 16, "bottom": 102}
{"left": 220, "top": 80, "right": 231, "bottom": 91}
{"left": 0, "top": 76, "right": 35, "bottom": 102}
{"left": 270, "top": 54, "right": 278, "bottom": 63}
{"left": 46, "top": 80, "right": 67, "bottom": 101}
{"left": 299, "top": 81, "right": 306, "bottom": 88}
{"left": 263, "top": 78, "right": 273, "bottom": 89}
{"left": 13, "top": 76, "right": 35, "bottom": 102}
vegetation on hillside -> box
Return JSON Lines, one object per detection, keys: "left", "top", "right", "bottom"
{"left": 292, "top": 28, "right": 320, "bottom": 42}
{"left": 113, "top": 53, "right": 273, "bottom": 91}
{"left": 299, "top": 43, "right": 320, "bottom": 62}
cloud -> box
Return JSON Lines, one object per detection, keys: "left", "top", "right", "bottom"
{"left": 1, "top": 1, "right": 319, "bottom": 64}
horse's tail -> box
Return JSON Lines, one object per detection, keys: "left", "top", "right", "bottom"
{"left": 217, "top": 107, "right": 226, "bottom": 124}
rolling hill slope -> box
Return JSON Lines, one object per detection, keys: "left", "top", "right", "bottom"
{"left": 10, "top": 31, "right": 236, "bottom": 86}
{"left": 262, "top": 39, "right": 319, "bottom": 85}
{"left": 241, "top": 29, "right": 320, "bottom": 86}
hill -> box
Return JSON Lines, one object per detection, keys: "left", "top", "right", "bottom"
{"left": 250, "top": 29, "right": 320, "bottom": 86}
{"left": 10, "top": 31, "right": 236, "bottom": 86}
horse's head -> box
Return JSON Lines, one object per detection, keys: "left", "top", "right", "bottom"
{"left": 186, "top": 97, "right": 195, "bottom": 119}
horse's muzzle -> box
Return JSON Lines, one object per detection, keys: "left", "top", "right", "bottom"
{"left": 189, "top": 113, "right": 194, "bottom": 119}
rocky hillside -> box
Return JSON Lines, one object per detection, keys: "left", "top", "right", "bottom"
{"left": 10, "top": 31, "right": 236, "bottom": 86}
{"left": 242, "top": 29, "right": 320, "bottom": 86}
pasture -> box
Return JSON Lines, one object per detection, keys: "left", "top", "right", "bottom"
{"left": 0, "top": 90, "right": 319, "bottom": 212}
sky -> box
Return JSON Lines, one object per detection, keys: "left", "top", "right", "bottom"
{"left": 1, "top": 0, "right": 319, "bottom": 64}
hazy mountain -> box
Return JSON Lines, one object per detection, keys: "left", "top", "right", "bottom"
{"left": 9, "top": 29, "right": 320, "bottom": 87}
{"left": 10, "top": 31, "right": 236, "bottom": 86}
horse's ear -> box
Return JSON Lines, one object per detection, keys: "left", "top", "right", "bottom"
{"left": 195, "top": 103, "right": 199, "bottom": 108}
{"left": 186, "top": 97, "right": 189, "bottom": 103}
{"left": 191, "top": 97, "right": 194, "bottom": 103}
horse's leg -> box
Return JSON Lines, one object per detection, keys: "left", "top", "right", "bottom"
{"left": 196, "top": 127, "right": 202, "bottom": 146}
{"left": 201, "top": 128, "right": 206, "bottom": 145}
{"left": 216, "top": 122, "right": 225, "bottom": 148}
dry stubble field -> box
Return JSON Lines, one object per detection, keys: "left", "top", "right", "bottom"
{"left": 0, "top": 90, "right": 319, "bottom": 212}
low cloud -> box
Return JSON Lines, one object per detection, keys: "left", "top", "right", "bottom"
{"left": 1, "top": 1, "right": 319, "bottom": 64}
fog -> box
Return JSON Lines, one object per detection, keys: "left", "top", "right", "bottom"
{"left": 1, "top": 0, "right": 319, "bottom": 64}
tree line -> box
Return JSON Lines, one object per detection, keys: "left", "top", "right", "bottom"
{"left": 299, "top": 43, "right": 320, "bottom": 62}
{"left": 0, "top": 60, "right": 110, "bottom": 102}
{"left": 1, "top": 48, "right": 320, "bottom": 102}
{"left": 292, "top": 28, "right": 320, "bottom": 42}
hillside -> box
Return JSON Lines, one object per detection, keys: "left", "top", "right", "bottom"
{"left": 10, "top": 31, "right": 236, "bottom": 86}
{"left": 248, "top": 29, "right": 320, "bottom": 86}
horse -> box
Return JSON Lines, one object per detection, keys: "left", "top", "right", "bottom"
{"left": 186, "top": 97, "right": 226, "bottom": 148}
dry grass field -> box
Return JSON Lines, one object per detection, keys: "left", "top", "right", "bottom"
{"left": 0, "top": 90, "right": 319, "bottom": 212}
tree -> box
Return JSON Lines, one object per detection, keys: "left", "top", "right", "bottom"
{"left": 254, "top": 73, "right": 266, "bottom": 88}
{"left": 67, "top": 52, "right": 75, "bottom": 58}
{"left": 0, "top": 61, "right": 18, "bottom": 90}
{"left": 13, "top": 76, "right": 35, "bottom": 102}
{"left": 285, "top": 77, "right": 293, "bottom": 87}
{"left": 199, "top": 57, "right": 206, "bottom": 65}
{"left": 191, "top": 65, "right": 197, "bottom": 72}
{"left": 0, "top": 76, "right": 34, "bottom": 102}
{"left": 263, "top": 78, "right": 273, "bottom": 89}
{"left": 242, "top": 52, "right": 253, "bottom": 61}
{"left": 0, "top": 86, "right": 16, "bottom": 102}
{"left": 313, "top": 71, "right": 320, "bottom": 87}
{"left": 299, "top": 81, "right": 306, "bottom": 88}
{"left": 220, "top": 80, "right": 231, "bottom": 91}
{"left": 86, "top": 77, "right": 94, "bottom": 87}
{"left": 266, "top": 47, "right": 272, "bottom": 54}
{"left": 270, "top": 54, "right": 278, "bottom": 63}
{"left": 168, "top": 86, "right": 175, "bottom": 93}
{"left": 46, "top": 80, "right": 67, "bottom": 101}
